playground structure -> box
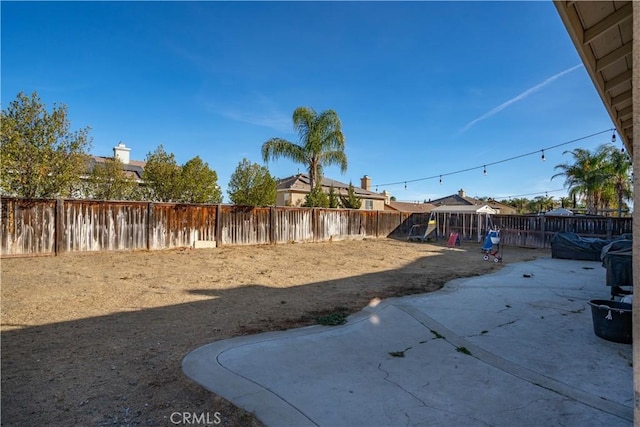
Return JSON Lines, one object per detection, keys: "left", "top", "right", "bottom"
{"left": 430, "top": 204, "right": 498, "bottom": 243}
{"left": 407, "top": 213, "right": 437, "bottom": 242}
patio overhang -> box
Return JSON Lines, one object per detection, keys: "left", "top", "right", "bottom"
{"left": 553, "top": 1, "right": 634, "bottom": 156}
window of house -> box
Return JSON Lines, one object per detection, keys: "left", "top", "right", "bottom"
{"left": 365, "top": 200, "right": 373, "bottom": 210}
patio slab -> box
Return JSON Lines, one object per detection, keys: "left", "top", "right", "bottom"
{"left": 183, "top": 257, "right": 633, "bottom": 427}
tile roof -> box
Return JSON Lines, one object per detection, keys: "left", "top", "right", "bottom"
{"left": 89, "top": 156, "right": 146, "bottom": 181}
{"left": 276, "top": 174, "right": 386, "bottom": 199}
{"left": 385, "top": 201, "right": 435, "bottom": 213}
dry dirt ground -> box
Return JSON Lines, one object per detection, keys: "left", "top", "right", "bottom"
{"left": 1, "top": 237, "right": 549, "bottom": 426}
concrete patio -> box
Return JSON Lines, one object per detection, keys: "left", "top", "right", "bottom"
{"left": 183, "top": 257, "right": 633, "bottom": 426}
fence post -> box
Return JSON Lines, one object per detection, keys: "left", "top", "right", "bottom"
{"left": 55, "top": 198, "right": 64, "bottom": 256}
{"left": 215, "top": 204, "right": 222, "bottom": 247}
{"left": 541, "top": 216, "right": 547, "bottom": 248}
{"left": 146, "top": 202, "right": 154, "bottom": 250}
{"left": 606, "top": 218, "right": 613, "bottom": 239}
{"left": 270, "top": 206, "right": 277, "bottom": 244}
{"left": 376, "top": 210, "right": 380, "bottom": 238}
{"left": 312, "top": 208, "right": 318, "bottom": 242}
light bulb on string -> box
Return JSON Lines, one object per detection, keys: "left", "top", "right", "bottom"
{"left": 404, "top": 182, "right": 407, "bottom": 190}
{"left": 483, "top": 165, "right": 487, "bottom": 175}
{"left": 541, "top": 149, "right": 546, "bottom": 161}
{"left": 439, "top": 175, "right": 442, "bottom": 185}
{"left": 612, "top": 132, "right": 616, "bottom": 143}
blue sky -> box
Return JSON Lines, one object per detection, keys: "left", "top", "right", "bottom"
{"left": 1, "top": 1, "right": 618, "bottom": 203}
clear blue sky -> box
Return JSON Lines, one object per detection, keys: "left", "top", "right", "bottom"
{"left": 1, "top": 1, "right": 618, "bottom": 203}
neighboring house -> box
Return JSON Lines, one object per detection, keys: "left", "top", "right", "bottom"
{"left": 385, "top": 200, "right": 435, "bottom": 213}
{"left": 276, "top": 174, "right": 387, "bottom": 210}
{"left": 429, "top": 189, "right": 517, "bottom": 215}
{"left": 88, "top": 142, "right": 146, "bottom": 183}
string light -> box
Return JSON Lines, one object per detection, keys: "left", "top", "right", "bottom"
{"left": 483, "top": 165, "right": 487, "bottom": 175}
{"left": 612, "top": 131, "right": 616, "bottom": 143}
{"left": 374, "top": 128, "right": 614, "bottom": 189}
{"left": 404, "top": 182, "right": 407, "bottom": 190}
{"left": 395, "top": 188, "right": 567, "bottom": 204}
{"left": 503, "top": 188, "right": 565, "bottom": 198}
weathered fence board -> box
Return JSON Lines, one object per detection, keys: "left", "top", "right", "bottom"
{"left": 62, "top": 200, "right": 149, "bottom": 252}
{"left": 274, "top": 207, "right": 313, "bottom": 243}
{"left": 218, "top": 205, "right": 271, "bottom": 246}
{"left": 492, "top": 214, "right": 633, "bottom": 248}
{"left": 1, "top": 198, "right": 56, "bottom": 256}
{"left": 151, "top": 204, "right": 217, "bottom": 249}
{"left": 0, "top": 197, "right": 633, "bottom": 256}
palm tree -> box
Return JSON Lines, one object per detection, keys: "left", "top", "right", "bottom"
{"left": 601, "top": 144, "right": 633, "bottom": 217}
{"left": 262, "top": 107, "right": 347, "bottom": 192}
{"left": 552, "top": 146, "right": 609, "bottom": 215}
{"left": 533, "top": 195, "right": 556, "bottom": 213}
{"left": 558, "top": 196, "right": 572, "bottom": 209}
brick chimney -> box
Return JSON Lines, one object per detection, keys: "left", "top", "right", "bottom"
{"left": 113, "top": 142, "right": 131, "bottom": 165}
{"left": 360, "top": 175, "right": 371, "bottom": 191}
{"left": 458, "top": 188, "right": 466, "bottom": 197}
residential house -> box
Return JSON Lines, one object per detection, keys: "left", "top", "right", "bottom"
{"left": 88, "top": 142, "right": 146, "bottom": 182}
{"left": 429, "top": 189, "right": 517, "bottom": 215}
{"left": 385, "top": 200, "right": 435, "bottom": 213}
{"left": 276, "top": 174, "right": 387, "bottom": 210}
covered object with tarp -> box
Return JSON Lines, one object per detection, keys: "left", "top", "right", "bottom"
{"left": 550, "top": 232, "right": 613, "bottom": 261}
{"left": 601, "top": 238, "right": 633, "bottom": 297}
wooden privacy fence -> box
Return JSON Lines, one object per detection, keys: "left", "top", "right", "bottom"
{"left": 491, "top": 214, "right": 633, "bottom": 249}
{"left": 0, "top": 198, "right": 422, "bottom": 257}
{"left": 1, "top": 197, "right": 632, "bottom": 257}
{"left": 427, "top": 211, "right": 632, "bottom": 248}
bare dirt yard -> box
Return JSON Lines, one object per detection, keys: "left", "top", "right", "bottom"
{"left": 1, "top": 238, "right": 549, "bottom": 426}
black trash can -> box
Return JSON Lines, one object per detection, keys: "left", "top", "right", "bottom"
{"left": 588, "top": 300, "right": 632, "bottom": 344}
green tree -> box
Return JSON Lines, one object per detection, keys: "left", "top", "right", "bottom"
{"left": 227, "top": 158, "right": 276, "bottom": 206}
{"left": 532, "top": 195, "right": 555, "bottom": 213}
{"left": 340, "top": 182, "right": 362, "bottom": 209}
{"left": 558, "top": 196, "right": 573, "bottom": 209}
{"left": 552, "top": 144, "right": 632, "bottom": 215}
{"left": 303, "top": 186, "right": 329, "bottom": 207}
{"left": 84, "top": 156, "right": 139, "bottom": 200}
{"left": 502, "top": 197, "right": 529, "bottom": 214}
{"left": 141, "top": 145, "right": 182, "bottom": 202}
{"left": 1, "top": 91, "right": 91, "bottom": 198}
{"left": 179, "top": 156, "right": 222, "bottom": 204}
{"left": 552, "top": 146, "right": 610, "bottom": 215}
{"left": 328, "top": 185, "right": 340, "bottom": 208}
{"left": 262, "top": 106, "right": 347, "bottom": 193}
{"left": 601, "top": 145, "right": 632, "bottom": 217}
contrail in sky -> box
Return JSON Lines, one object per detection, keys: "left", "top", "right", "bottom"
{"left": 458, "top": 64, "right": 584, "bottom": 135}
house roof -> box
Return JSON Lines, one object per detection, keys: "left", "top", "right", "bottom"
{"left": 385, "top": 201, "right": 435, "bottom": 213}
{"left": 545, "top": 207, "right": 574, "bottom": 216}
{"left": 485, "top": 200, "right": 517, "bottom": 214}
{"left": 431, "top": 204, "right": 498, "bottom": 214}
{"left": 429, "top": 194, "right": 478, "bottom": 207}
{"left": 276, "top": 174, "right": 386, "bottom": 200}
{"left": 89, "top": 156, "right": 146, "bottom": 181}
{"left": 428, "top": 191, "right": 516, "bottom": 214}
